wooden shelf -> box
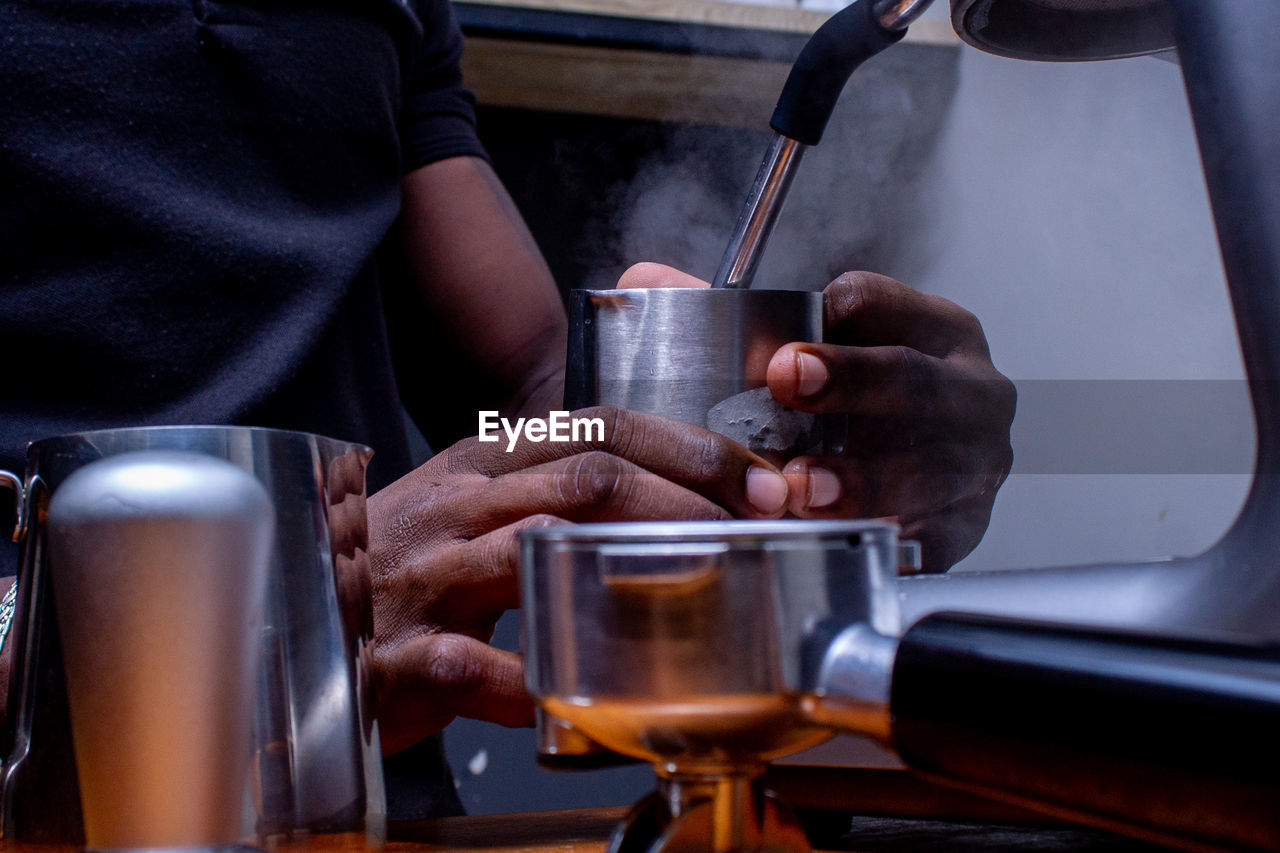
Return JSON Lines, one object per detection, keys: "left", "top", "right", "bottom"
{"left": 463, "top": 0, "right": 833, "bottom": 35}
{"left": 456, "top": 0, "right": 959, "bottom": 126}
{"left": 458, "top": 0, "right": 958, "bottom": 45}
{"left": 461, "top": 39, "right": 792, "bottom": 126}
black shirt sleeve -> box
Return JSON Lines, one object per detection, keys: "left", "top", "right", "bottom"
{"left": 401, "top": 0, "right": 489, "bottom": 172}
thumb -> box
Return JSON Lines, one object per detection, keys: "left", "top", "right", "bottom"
{"left": 617, "top": 262, "right": 710, "bottom": 289}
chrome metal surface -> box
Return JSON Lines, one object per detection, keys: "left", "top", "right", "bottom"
{"left": 803, "top": 624, "right": 895, "bottom": 742}
{"left": 0, "top": 426, "right": 385, "bottom": 847}
{"left": 527, "top": 518, "right": 892, "bottom": 544}
{"left": 521, "top": 519, "right": 899, "bottom": 764}
{"left": 874, "top": 0, "right": 936, "bottom": 30}
{"left": 566, "top": 288, "right": 825, "bottom": 463}
{"left": 610, "top": 773, "right": 811, "bottom": 853}
{"left": 949, "top": 0, "right": 1175, "bottom": 61}
{"left": 48, "top": 452, "right": 273, "bottom": 848}
{"left": 522, "top": 519, "right": 898, "bottom": 853}
{"left": 897, "top": 539, "right": 923, "bottom": 574}
{"left": 711, "top": 135, "right": 805, "bottom": 290}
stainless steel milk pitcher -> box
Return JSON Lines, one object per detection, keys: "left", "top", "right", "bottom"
{"left": 0, "top": 426, "right": 386, "bottom": 846}
{"left": 567, "top": 288, "right": 828, "bottom": 464}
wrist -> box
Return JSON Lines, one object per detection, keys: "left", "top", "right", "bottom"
{"left": 0, "top": 579, "right": 16, "bottom": 655}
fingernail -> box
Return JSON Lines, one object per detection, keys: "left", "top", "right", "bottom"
{"left": 795, "top": 352, "right": 829, "bottom": 398}
{"left": 746, "top": 466, "right": 788, "bottom": 515}
{"left": 806, "top": 467, "right": 842, "bottom": 509}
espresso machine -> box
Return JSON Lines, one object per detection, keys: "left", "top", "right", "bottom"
{"left": 529, "top": 1, "right": 1280, "bottom": 851}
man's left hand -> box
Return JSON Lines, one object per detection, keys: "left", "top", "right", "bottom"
{"left": 619, "top": 264, "right": 1016, "bottom": 572}
{"left": 768, "top": 271, "right": 1015, "bottom": 572}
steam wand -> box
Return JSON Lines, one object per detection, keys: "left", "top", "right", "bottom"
{"left": 711, "top": 0, "right": 936, "bottom": 289}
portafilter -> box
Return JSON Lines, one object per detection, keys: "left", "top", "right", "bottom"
{"left": 521, "top": 520, "right": 900, "bottom": 853}
{"left": 521, "top": 520, "right": 1280, "bottom": 853}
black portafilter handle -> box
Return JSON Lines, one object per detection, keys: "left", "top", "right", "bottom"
{"left": 769, "top": 0, "right": 906, "bottom": 146}
{"left": 888, "top": 613, "right": 1280, "bottom": 853}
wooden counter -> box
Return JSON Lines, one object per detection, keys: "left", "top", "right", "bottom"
{"left": 385, "top": 806, "right": 1176, "bottom": 853}
{"left": 0, "top": 804, "right": 1179, "bottom": 853}
{"left": 391, "top": 807, "right": 626, "bottom": 853}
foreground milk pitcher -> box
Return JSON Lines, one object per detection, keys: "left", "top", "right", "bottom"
{"left": 0, "top": 426, "right": 386, "bottom": 848}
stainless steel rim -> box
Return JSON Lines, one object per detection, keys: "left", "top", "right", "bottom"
{"left": 27, "top": 424, "right": 371, "bottom": 458}
{"left": 521, "top": 518, "right": 897, "bottom": 544}
{"left": 573, "top": 288, "right": 823, "bottom": 300}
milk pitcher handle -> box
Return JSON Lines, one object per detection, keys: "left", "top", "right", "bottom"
{"left": 0, "top": 470, "right": 23, "bottom": 542}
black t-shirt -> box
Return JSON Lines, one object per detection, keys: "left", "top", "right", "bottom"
{"left": 0, "top": 0, "right": 487, "bottom": 494}
{"left": 1, "top": 0, "right": 489, "bottom": 819}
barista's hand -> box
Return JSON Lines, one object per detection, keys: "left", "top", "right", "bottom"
{"left": 618, "top": 264, "right": 1016, "bottom": 573}
{"left": 367, "top": 408, "right": 790, "bottom": 755}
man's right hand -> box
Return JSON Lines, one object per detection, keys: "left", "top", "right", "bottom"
{"left": 366, "top": 406, "right": 790, "bottom": 755}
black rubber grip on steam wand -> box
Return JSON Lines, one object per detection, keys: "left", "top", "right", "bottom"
{"left": 769, "top": 0, "right": 906, "bottom": 147}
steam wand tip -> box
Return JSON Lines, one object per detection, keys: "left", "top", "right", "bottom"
{"left": 710, "top": 135, "right": 806, "bottom": 290}
{"left": 712, "top": 0, "right": 923, "bottom": 289}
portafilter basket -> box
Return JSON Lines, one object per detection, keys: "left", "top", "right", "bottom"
{"left": 520, "top": 520, "right": 900, "bottom": 853}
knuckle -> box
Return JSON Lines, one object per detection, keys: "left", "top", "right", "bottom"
{"left": 681, "top": 429, "right": 735, "bottom": 480}
{"left": 576, "top": 405, "right": 624, "bottom": 451}
{"left": 504, "top": 515, "right": 569, "bottom": 564}
{"left": 967, "top": 371, "right": 1017, "bottom": 431}
{"left": 482, "top": 528, "right": 521, "bottom": 575}
{"left": 826, "top": 272, "right": 875, "bottom": 320}
{"left": 420, "top": 634, "right": 484, "bottom": 692}
{"left": 521, "top": 513, "right": 567, "bottom": 530}
{"left": 369, "top": 514, "right": 418, "bottom": 582}
{"left": 443, "top": 437, "right": 484, "bottom": 475}
{"left": 993, "top": 376, "right": 1018, "bottom": 427}
{"left": 944, "top": 359, "right": 1016, "bottom": 431}
{"left": 987, "top": 443, "right": 1015, "bottom": 493}
{"left": 891, "top": 347, "right": 937, "bottom": 402}
{"left": 558, "top": 451, "right": 628, "bottom": 508}
{"left": 951, "top": 306, "right": 986, "bottom": 347}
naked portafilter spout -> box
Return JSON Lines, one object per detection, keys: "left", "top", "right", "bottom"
{"left": 711, "top": 0, "right": 935, "bottom": 290}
